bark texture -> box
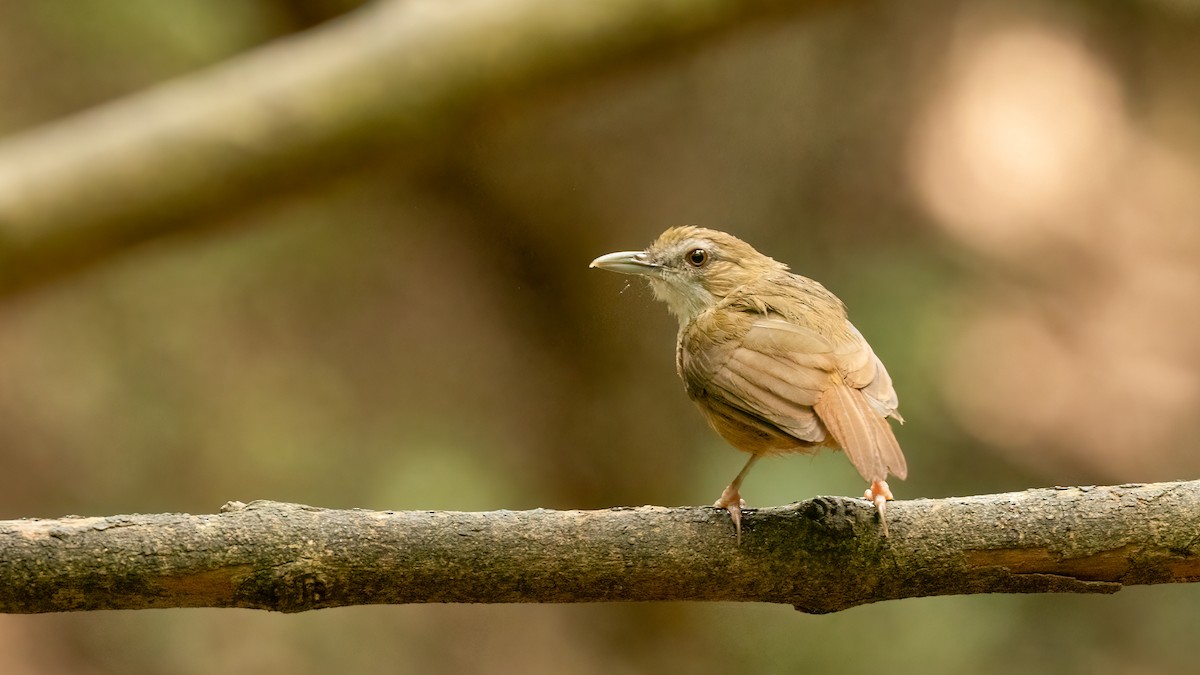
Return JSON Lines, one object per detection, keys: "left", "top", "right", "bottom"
{"left": 2, "top": 481, "right": 1198, "bottom": 614}
{"left": 0, "top": 0, "right": 840, "bottom": 293}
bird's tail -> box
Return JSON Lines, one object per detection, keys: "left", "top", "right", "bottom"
{"left": 815, "top": 383, "right": 908, "bottom": 482}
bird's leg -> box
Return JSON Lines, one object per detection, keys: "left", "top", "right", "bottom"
{"left": 713, "top": 454, "right": 761, "bottom": 543}
{"left": 864, "top": 479, "right": 894, "bottom": 536}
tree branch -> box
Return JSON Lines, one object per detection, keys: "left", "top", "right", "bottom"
{"left": 0, "top": 0, "right": 841, "bottom": 293}
{"left": 2, "top": 481, "right": 1198, "bottom": 614}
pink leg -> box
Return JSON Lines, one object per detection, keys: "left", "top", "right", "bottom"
{"left": 864, "top": 479, "right": 895, "bottom": 536}
{"left": 713, "top": 455, "right": 760, "bottom": 543}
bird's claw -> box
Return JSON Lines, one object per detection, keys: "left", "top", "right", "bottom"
{"left": 864, "top": 480, "right": 894, "bottom": 537}
{"left": 714, "top": 486, "right": 748, "bottom": 544}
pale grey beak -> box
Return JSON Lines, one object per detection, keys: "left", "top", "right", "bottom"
{"left": 589, "top": 250, "right": 661, "bottom": 277}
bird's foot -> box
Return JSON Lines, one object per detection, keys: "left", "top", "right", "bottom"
{"left": 713, "top": 486, "right": 748, "bottom": 544}
{"left": 864, "top": 480, "right": 894, "bottom": 537}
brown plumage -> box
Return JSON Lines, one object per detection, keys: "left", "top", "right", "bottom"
{"left": 591, "top": 226, "right": 907, "bottom": 539}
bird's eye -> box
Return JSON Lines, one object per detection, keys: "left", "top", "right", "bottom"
{"left": 686, "top": 248, "right": 709, "bottom": 267}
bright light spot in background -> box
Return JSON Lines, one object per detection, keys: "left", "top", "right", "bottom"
{"left": 909, "top": 24, "right": 1127, "bottom": 255}
{"left": 912, "top": 14, "right": 1200, "bottom": 480}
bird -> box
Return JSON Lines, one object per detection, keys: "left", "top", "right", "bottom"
{"left": 590, "top": 226, "right": 907, "bottom": 539}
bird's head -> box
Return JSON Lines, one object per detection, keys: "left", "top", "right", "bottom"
{"left": 590, "top": 226, "right": 786, "bottom": 324}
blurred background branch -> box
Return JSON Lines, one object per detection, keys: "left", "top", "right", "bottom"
{"left": 3, "top": 481, "right": 1198, "bottom": 615}
{"left": 0, "top": 0, "right": 841, "bottom": 294}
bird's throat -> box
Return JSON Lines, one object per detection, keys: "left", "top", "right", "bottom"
{"left": 649, "top": 277, "right": 716, "bottom": 326}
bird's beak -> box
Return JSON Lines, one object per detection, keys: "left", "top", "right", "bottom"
{"left": 589, "top": 250, "right": 662, "bottom": 277}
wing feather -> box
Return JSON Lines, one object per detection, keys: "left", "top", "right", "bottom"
{"left": 681, "top": 309, "right": 906, "bottom": 479}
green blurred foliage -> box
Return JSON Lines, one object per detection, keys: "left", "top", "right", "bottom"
{"left": 1, "top": 0, "right": 1199, "bottom": 673}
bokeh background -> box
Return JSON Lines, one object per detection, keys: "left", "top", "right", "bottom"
{"left": 1, "top": 0, "right": 1199, "bottom": 673}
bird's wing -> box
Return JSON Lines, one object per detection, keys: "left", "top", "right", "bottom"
{"left": 690, "top": 315, "right": 906, "bottom": 481}
{"left": 681, "top": 313, "right": 828, "bottom": 445}
{"left": 840, "top": 324, "right": 902, "bottom": 421}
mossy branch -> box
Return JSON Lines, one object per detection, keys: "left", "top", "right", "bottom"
{"left": 2, "top": 481, "right": 1198, "bottom": 614}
